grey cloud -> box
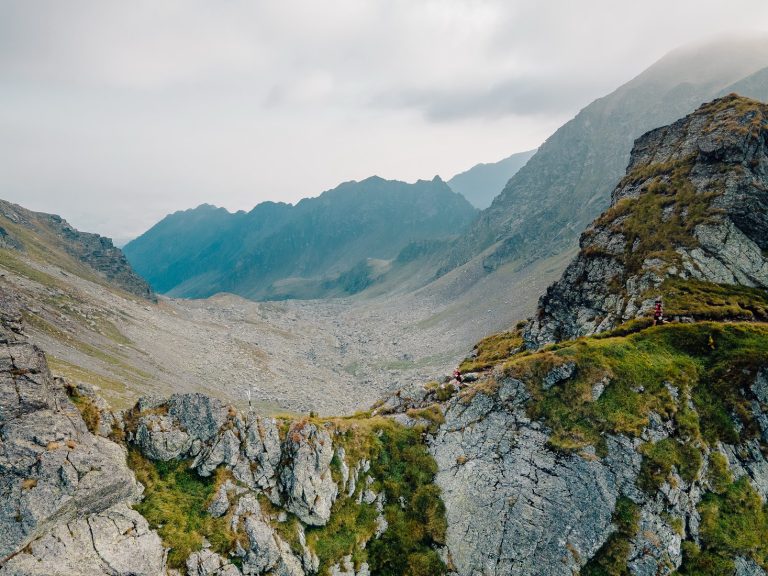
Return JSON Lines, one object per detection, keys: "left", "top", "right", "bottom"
{"left": 375, "top": 75, "right": 613, "bottom": 121}
{"left": 1, "top": 0, "right": 768, "bottom": 239}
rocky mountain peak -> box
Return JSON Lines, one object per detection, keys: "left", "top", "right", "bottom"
{"left": 525, "top": 94, "right": 768, "bottom": 348}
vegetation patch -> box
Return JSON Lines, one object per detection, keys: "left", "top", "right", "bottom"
{"left": 582, "top": 497, "right": 640, "bottom": 576}
{"left": 706, "top": 451, "right": 732, "bottom": 494}
{"left": 661, "top": 278, "right": 768, "bottom": 322}
{"left": 677, "top": 476, "right": 768, "bottom": 574}
{"left": 67, "top": 389, "right": 101, "bottom": 434}
{"left": 459, "top": 327, "right": 524, "bottom": 373}
{"left": 501, "top": 322, "right": 768, "bottom": 454}
{"left": 303, "top": 416, "right": 448, "bottom": 575}
{"left": 637, "top": 438, "right": 702, "bottom": 493}
{"left": 126, "top": 450, "right": 238, "bottom": 572}
{"left": 592, "top": 153, "right": 722, "bottom": 277}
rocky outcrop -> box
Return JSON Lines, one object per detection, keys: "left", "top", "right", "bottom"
{"left": 430, "top": 377, "right": 642, "bottom": 575}
{"left": 0, "top": 199, "right": 154, "bottom": 300}
{"left": 329, "top": 556, "right": 370, "bottom": 576}
{"left": 525, "top": 95, "right": 768, "bottom": 348}
{"left": 0, "top": 291, "right": 166, "bottom": 573}
{"left": 417, "top": 358, "right": 768, "bottom": 575}
{"left": 1, "top": 504, "right": 165, "bottom": 576}
{"left": 0, "top": 297, "right": 143, "bottom": 562}
{"left": 126, "top": 393, "right": 341, "bottom": 528}
{"left": 186, "top": 549, "right": 241, "bottom": 576}
{"left": 278, "top": 421, "right": 338, "bottom": 526}
{"left": 119, "top": 391, "right": 408, "bottom": 573}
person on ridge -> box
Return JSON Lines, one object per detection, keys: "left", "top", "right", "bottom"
{"left": 453, "top": 368, "right": 463, "bottom": 384}
{"left": 653, "top": 297, "right": 664, "bottom": 326}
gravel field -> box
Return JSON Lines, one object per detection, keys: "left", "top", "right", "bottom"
{"left": 5, "top": 248, "right": 570, "bottom": 414}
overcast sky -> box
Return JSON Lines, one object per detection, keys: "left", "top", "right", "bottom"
{"left": 2, "top": 1, "right": 768, "bottom": 241}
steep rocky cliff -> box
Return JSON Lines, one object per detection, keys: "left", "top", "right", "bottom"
{"left": 526, "top": 94, "right": 768, "bottom": 348}
{"left": 376, "top": 94, "right": 768, "bottom": 575}
{"left": 0, "top": 285, "right": 165, "bottom": 574}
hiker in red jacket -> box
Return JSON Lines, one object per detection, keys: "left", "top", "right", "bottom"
{"left": 653, "top": 297, "right": 664, "bottom": 325}
{"left": 453, "top": 369, "right": 463, "bottom": 384}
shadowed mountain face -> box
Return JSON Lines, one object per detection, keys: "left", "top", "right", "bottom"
{"left": 437, "top": 36, "right": 768, "bottom": 280}
{"left": 124, "top": 176, "right": 477, "bottom": 300}
{"left": 446, "top": 149, "right": 536, "bottom": 209}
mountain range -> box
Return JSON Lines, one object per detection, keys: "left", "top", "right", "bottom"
{"left": 124, "top": 176, "right": 476, "bottom": 300}
{"left": 125, "top": 36, "right": 768, "bottom": 314}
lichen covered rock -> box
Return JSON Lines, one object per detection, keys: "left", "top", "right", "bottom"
{"left": 278, "top": 421, "right": 338, "bottom": 526}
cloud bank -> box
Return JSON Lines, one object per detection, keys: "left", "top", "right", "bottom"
{"left": 1, "top": 0, "right": 767, "bottom": 238}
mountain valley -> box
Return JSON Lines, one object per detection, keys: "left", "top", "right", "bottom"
{"left": 2, "top": 24, "right": 768, "bottom": 576}
{"left": 2, "top": 94, "right": 768, "bottom": 576}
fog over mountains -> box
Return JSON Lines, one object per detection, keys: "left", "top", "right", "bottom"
{"left": 436, "top": 35, "right": 768, "bottom": 281}
{"left": 125, "top": 36, "right": 768, "bottom": 315}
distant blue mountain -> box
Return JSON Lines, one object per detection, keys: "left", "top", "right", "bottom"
{"left": 124, "top": 176, "right": 477, "bottom": 300}
{"left": 446, "top": 150, "right": 536, "bottom": 209}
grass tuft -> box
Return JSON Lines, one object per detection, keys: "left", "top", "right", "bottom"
{"left": 126, "top": 450, "right": 237, "bottom": 572}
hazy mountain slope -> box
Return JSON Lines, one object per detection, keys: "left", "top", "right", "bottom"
{"left": 125, "top": 176, "right": 476, "bottom": 300}
{"left": 0, "top": 199, "right": 152, "bottom": 299}
{"left": 446, "top": 149, "right": 536, "bottom": 209}
{"left": 0, "top": 196, "right": 503, "bottom": 415}
{"left": 526, "top": 94, "right": 768, "bottom": 347}
{"left": 437, "top": 35, "right": 768, "bottom": 279}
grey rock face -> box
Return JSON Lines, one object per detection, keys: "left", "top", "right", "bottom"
{"left": 135, "top": 412, "right": 192, "bottom": 461}
{"left": 430, "top": 376, "right": 641, "bottom": 576}
{"left": 329, "top": 555, "right": 370, "bottom": 576}
{"left": 187, "top": 549, "right": 242, "bottom": 576}
{"left": 0, "top": 337, "right": 140, "bottom": 561}
{"left": 0, "top": 503, "right": 165, "bottom": 576}
{"left": 243, "top": 515, "right": 283, "bottom": 574}
{"left": 722, "top": 439, "right": 768, "bottom": 501}
{"left": 233, "top": 416, "right": 282, "bottom": 493}
{"left": 752, "top": 367, "right": 768, "bottom": 405}
{"left": 542, "top": 361, "right": 577, "bottom": 390}
{"left": 168, "top": 393, "right": 229, "bottom": 444}
{"left": 297, "top": 525, "right": 320, "bottom": 574}
{"left": 525, "top": 96, "right": 768, "bottom": 348}
{"left": 628, "top": 497, "right": 683, "bottom": 575}
{"left": 0, "top": 291, "right": 168, "bottom": 573}
{"left": 195, "top": 428, "right": 241, "bottom": 476}
{"left": 278, "top": 421, "right": 338, "bottom": 526}
{"left": 208, "top": 482, "right": 231, "bottom": 518}
{"left": 237, "top": 506, "right": 305, "bottom": 576}
{"left": 0, "top": 288, "right": 24, "bottom": 343}
{"left": 681, "top": 221, "right": 768, "bottom": 287}
{"left": 735, "top": 556, "right": 768, "bottom": 576}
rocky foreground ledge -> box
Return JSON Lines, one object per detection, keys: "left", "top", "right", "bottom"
{"left": 0, "top": 286, "right": 447, "bottom": 576}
